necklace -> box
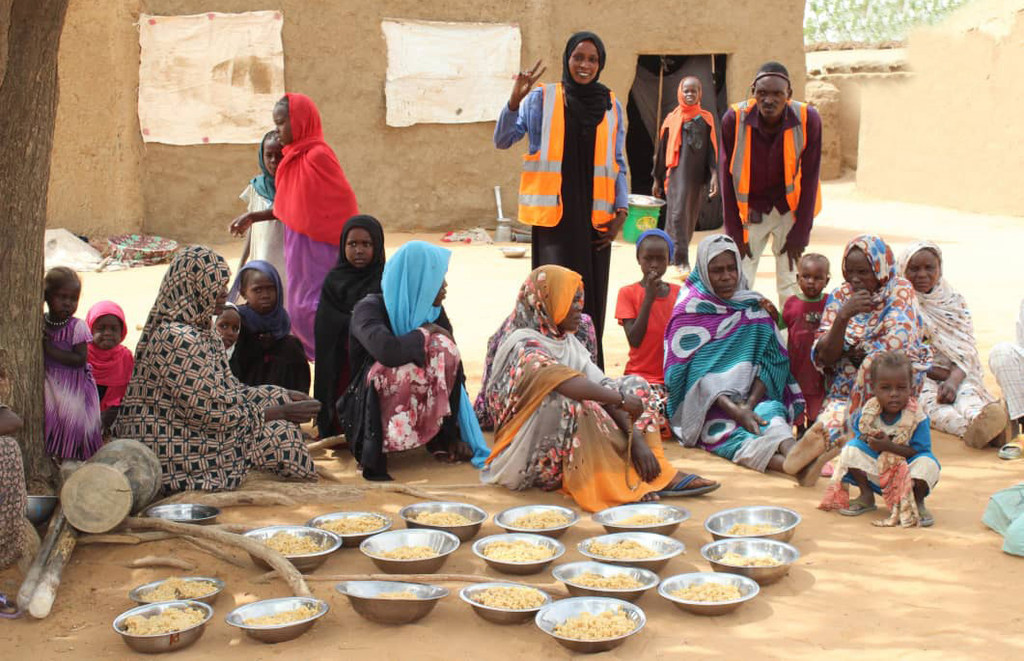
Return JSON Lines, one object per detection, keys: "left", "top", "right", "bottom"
{"left": 44, "top": 313, "right": 70, "bottom": 329}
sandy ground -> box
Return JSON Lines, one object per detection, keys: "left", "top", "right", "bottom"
{"left": 3, "top": 178, "right": 1023, "bottom": 659}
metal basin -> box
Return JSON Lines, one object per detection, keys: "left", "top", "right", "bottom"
{"left": 658, "top": 571, "right": 760, "bottom": 616}
{"left": 459, "top": 582, "right": 553, "bottom": 625}
{"left": 577, "top": 532, "right": 684, "bottom": 572}
{"left": 359, "top": 529, "right": 460, "bottom": 574}
{"left": 472, "top": 533, "right": 565, "bottom": 575}
{"left": 225, "top": 597, "right": 328, "bottom": 644}
{"left": 112, "top": 600, "right": 213, "bottom": 653}
{"left": 144, "top": 503, "right": 221, "bottom": 525}
{"left": 551, "top": 561, "right": 659, "bottom": 602}
{"left": 399, "top": 501, "right": 487, "bottom": 542}
{"left": 534, "top": 596, "right": 645, "bottom": 654}
{"left": 335, "top": 580, "right": 448, "bottom": 625}
{"left": 26, "top": 495, "right": 58, "bottom": 525}
{"left": 494, "top": 505, "right": 579, "bottom": 539}
{"left": 242, "top": 525, "right": 341, "bottom": 573}
{"left": 306, "top": 511, "right": 391, "bottom": 548}
{"left": 701, "top": 538, "right": 800, "bottom": 586}
{"left": 129, "top": 577, "right": 225, "bottom": 606}
{"left": 704, "top": 506, "right": 801, "bottom": 542}
{"left": 592, "top": 503, "right": 690, "bottom": 536}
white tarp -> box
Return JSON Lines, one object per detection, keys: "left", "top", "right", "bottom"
{"left": 138, "top": 11, "right": 285, "bottom": 145}
{"left": 382, "top": 19, "right": 521, "bottom": 127}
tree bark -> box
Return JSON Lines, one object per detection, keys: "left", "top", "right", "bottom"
{"left": 0, "top": 0, "right": 70, "bottom": 490}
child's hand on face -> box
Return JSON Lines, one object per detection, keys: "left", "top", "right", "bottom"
{"left": 643, "top": 270, "right": 664, "bottom": 298}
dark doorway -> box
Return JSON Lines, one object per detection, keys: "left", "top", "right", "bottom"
{"left": 626, "top": 54, "right": 727, "bottom": 231}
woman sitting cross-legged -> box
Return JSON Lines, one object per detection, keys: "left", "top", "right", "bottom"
{"left": 480, "top": 265, "right": 719, "bottom": 511}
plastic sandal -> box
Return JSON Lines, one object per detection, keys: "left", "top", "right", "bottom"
{"left": 654, "top": 473, "right": 721, "bottom": 498}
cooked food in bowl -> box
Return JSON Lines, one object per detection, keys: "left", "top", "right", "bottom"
{"left": 510, "top": 511, "right": 571, "bottom": 529}
{"left": 243, "top": 603, "right": 320, "bottom": 626}
{"left": 317, "top": 515, "right": 388, "bottom": 535}
{"left": 670, "top": 583, "right": 742, "bottom": 602}
{"left": 141, "top": 578, "right": 218, "bottom": 602}
{"left": 481, "top": 539, "right": 555, "bottom": 562}
{"left": 264, "top": 532, "right": 327, "bottom": 555}
{"left": 375, "top": 590, "right": 419, "bottom": 600}
{"left": 571, "top": 572, "right": 644, "bottom": 590}
{"left": 411, "top": 512, "right": 474, "bottom": 527}
{"left": 719, "top": 552, "right": 781, "bottom": 567}
{"left": 376, "top": 546, "right": 438, "bottom": 560}
{"left": 470, "top": 586, "right": 546, "bottom": 609}
{"left": 614, "top": 514, "right": 665, "bottom": 527}
{"left": 121, "top": 606, "right": 206, "bottom": 635}
{"left": 586, "top": 539, "right": 658, "bottom": 560}
{"left": 554, "top": 609, "right": 637, "bottom": 640}
{"left": 726, "top": 523, "right": 781, "bottom": 536}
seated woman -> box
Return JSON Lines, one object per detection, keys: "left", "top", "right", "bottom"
{"left": 228, "top": 260, "right": 310, "bottom": 393}
{"left": 786, "top": 234, "right": 932, "bottom": 475}
{"left": 481, "top": 265, "right": 718, "bottom": 511}
{"left": 900, "top": 241, "right": 1007, "bottom": 449}
{"left": 664, "top": 235, "right": 810, "bottom": 482}
{"left": 989, "top": 300, "right": 1024, "bottom": 459}
{"left": 313, "top": 215, "right": 386, "bottom": 439}
{"left": 114, "top": 246, "right": 320, "bottom": 492}
{"left": 1, "top": 359, "right": 29, "bottom": 576}
{"left": 341, "top": 241, "right": 489, "bottom": 481}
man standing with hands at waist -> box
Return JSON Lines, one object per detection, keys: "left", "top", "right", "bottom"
{"left": 719, "top": 61, "right": 822, "bottom": 303}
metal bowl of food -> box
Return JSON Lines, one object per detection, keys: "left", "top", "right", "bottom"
{"left": 591, "top": 503, "right": 690, "bottom": 536}
{"left": 551, "top": 561, "right": 659, "bottom": 602}
{"left": 459, "top": 582, "right": 553, "bottom": 625}
{"left": 129, "top": 576, "right": 226, "bottom": 606}
{"left": 112, "top": 600, "right": 213, "bottom": 653}
{"left": 472, "top": 533, "right": 565, "bottom": 575}
{"left": 494, "top": 505, "right": 579, "bottom": 539}
{"left": 306, "top": 511, "right": 391, "bottom": 548}
{"left": 578, "top": 532, "right": 684, "bottom": 572}
{"left": 335, "top": 580, "right": 448, "bottom": 625}
{"left": 658, "top": 571, "right": 760, "bottom": 616}
{"left": 359, "top": 529, "right": 460, "bottom": 574}
{"left": 534, "top": 596, "right": 646, "bottom": 654}
{"left": 225, "top": 596, "right": 329, "bottom": 643}
{"left": 704, "top": 506, "right": 801, "bottom": 542}
{"left": 242, "top": 525, "right": 341, "bottom": 573}
{"left": 144, "top": 503, "right": 221, "bottom": 525}
{"left": 25, "top": 495, "right": 58, "bottom": 525}
{"left": 399, "top": 501, "right": 487, "bottom": 542}
{"left": 701, "top": 538, "right": 800, "bottom": 586}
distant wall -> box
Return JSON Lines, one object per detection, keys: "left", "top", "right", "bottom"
{"left": 47, "top": 0, "right": 807, "bottom": 243}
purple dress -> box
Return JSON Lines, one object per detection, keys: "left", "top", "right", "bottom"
{"left": 284, "top": 227, "right": 339, "bottom": 361}
{"left": 44, "top": 317, "right": 103, "bottom": 460}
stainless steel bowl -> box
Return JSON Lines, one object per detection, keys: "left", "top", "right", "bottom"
{"left": 459, "top": 582, "right": 553, "bottom": 624}
{"left": 399, "top": 501, "right": 487, "bottom": 542}
{"left": 359, "top": 529, "right": 460, "bottom": 574}
{"left": 306, "top": 511, "right": 392, "bottom": 548}
{"left": 658, "top": 571, "right": 760, "bottom": 616}
{"left": 25, "top": 495, "right": 58, "bottom": 525}
{"left": 129, "top": 577, "right": 226, "bottom": 606}
{"left": 112, "top": 600, "right": 213, "bottom": 653}
{"left": 591, "top": 503, "right": 690, "bottom": 536}
{"left": 225, "top": 596, "right": 329, "bottom": 643}
{"left": 578, "top": 532, "right": 685, "bottom": 572}
{"left": 551, "top": 561, "right": 659, "bottom": 602}
{"left": 701, "top": 538, "right": 800, "bottom": 586}
{"left": 494, "top": 505, "right": 580, "bottom": 539}
{"left": 704, "top": 506, "right": 801, "bottom": 542}
{"left": 335, "top": 580, "right": 448, "bottom": 625}
{"left": 144, "top": 503, "right": 221, "bottom": 525}
{"left": 472, "top": 533, "right": 565, "bottom": 575}
{"left": 534, "top": 596, "right": 645, "bottom": 654}
{"left": 242, "top": 525, "right": 341, "bottom": 573}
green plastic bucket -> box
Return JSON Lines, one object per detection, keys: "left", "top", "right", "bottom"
{"left": 622, "top": 194, "right": 666, "bottom": 243}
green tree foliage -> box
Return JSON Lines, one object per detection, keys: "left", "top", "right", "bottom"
{"left": 805, "top": 0, "right": 969, "bottom": 43}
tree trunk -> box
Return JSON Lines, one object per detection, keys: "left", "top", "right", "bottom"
{"left": 0, "top": 0, "right": 70, "bottom": 490}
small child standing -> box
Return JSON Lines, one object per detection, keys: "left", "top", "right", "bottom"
{"left": 43, "top": 267, "right": 102, "bottom": 460}
{"left": 215, "top": 304, "right": 241, "bottom": 358}
{"left": 819, "top": 351, "right": 940, "bottom": 527}
{"left": 86, "top": 301, "right": 135, "bottom": 433}
{"left": 615, "top": 229, "right": 681, "bottom": 416}
{"left": 782, "top": 253, "right": 830, "bottom": 430}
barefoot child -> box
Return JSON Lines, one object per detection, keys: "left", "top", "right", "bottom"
{"left": 782, "top": 253, "right": 830, "bottom": 431}
{"left": 215, "top": 304, "right": 241, "bottom": 357}
{"left": 615, "top": 229, "right": 681, "bottom": 419}
{"left": 819, "top": 351, "right": 939, "bottom": 527}
{"left": 86, "top": 301, "right": 134, "bottom": 433}
{"left": 43, "top": 267, "right": 102, "bottom": 460}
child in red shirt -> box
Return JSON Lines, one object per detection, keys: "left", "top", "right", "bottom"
{"left": 782, "top": 253, "right": 830, "bottom": 430}
{"left": 615, "top": 230, "right": 681, "bottom": 416}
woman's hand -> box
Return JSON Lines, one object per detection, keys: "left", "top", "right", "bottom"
{"left": 838, "top": 290, "right": 875, "bottom": 320}
{"left": 937, "top": 379, "right": 958, "bottom": 405}
{"left": 708, "top": 172, "right": 719, "bottom": 198}
{"left": 593, "top": 209, "right": 628, "bottom": 250}
{"left": 287, "top": 390, "right": 312, "bottom": 402}
{"left": 420, "top": 323, "right": 453, "bottom": 341}
{"left": 619, "top": 392, "right": 644, "bottom": 418}
{"left": 735, "top": 405, "right": 766, "bottom": 435}
{"left": 630, "top": 431, "right": 662, "bottom": 483}
{"left": 266, "top": 400, "right": 321, "bottom": 423}
{"left": 509, "top": 60, "right": 546, "bottom": 111}
{"left": 229, "top": 212, "right": 254, "bottom": 237}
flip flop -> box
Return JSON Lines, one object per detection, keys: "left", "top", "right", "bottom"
{"left": 0, "top": 594, "right": 22, "bottom": 619}
{"left": 998, "top": 442, "right": 1022, "bottom": 461}
{"left": 839, "top": 502, "right": 877, "bottom": 516}
{"left": 654, "top": 473, "right": 720, "bottom": 498}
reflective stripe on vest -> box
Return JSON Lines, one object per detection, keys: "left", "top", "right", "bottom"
{"left": 518, "top": 83, "right": 619, "bottom": 228}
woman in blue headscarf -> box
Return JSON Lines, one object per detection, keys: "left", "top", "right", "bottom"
{"left": 340, "top": 241, "right": 489, "bottom": 480}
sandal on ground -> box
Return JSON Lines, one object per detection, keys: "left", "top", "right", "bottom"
{"left": 964, "top": 402, "right": 1010, "bottom": 449}
{"left": 998, "top": 442, "right": 1022, "bottom": 461}
{"left": 839, "top": 501, "right": 878, "bottom": 517}
{"left": 0, "top": 594, "right": 22, "bottom": 619}
{"left": 654, "top": 473, "right": 720, "bottom": 498}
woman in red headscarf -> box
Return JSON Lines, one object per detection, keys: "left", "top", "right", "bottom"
{"left": 231, "top": 93, "right": 359, "bottom": 360}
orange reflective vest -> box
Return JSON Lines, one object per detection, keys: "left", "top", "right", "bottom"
{"left": 728, "top": 99, "right": 822, "bottom": 242}
{"left": 518, "top": 83, "right": 619, "bottom": 228}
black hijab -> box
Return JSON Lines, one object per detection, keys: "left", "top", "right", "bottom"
{"left": 562, "top": 31, "right": 612, "bottom": 128}
{"left": 313, "top": 215, "right": 386, "bottom": 436}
